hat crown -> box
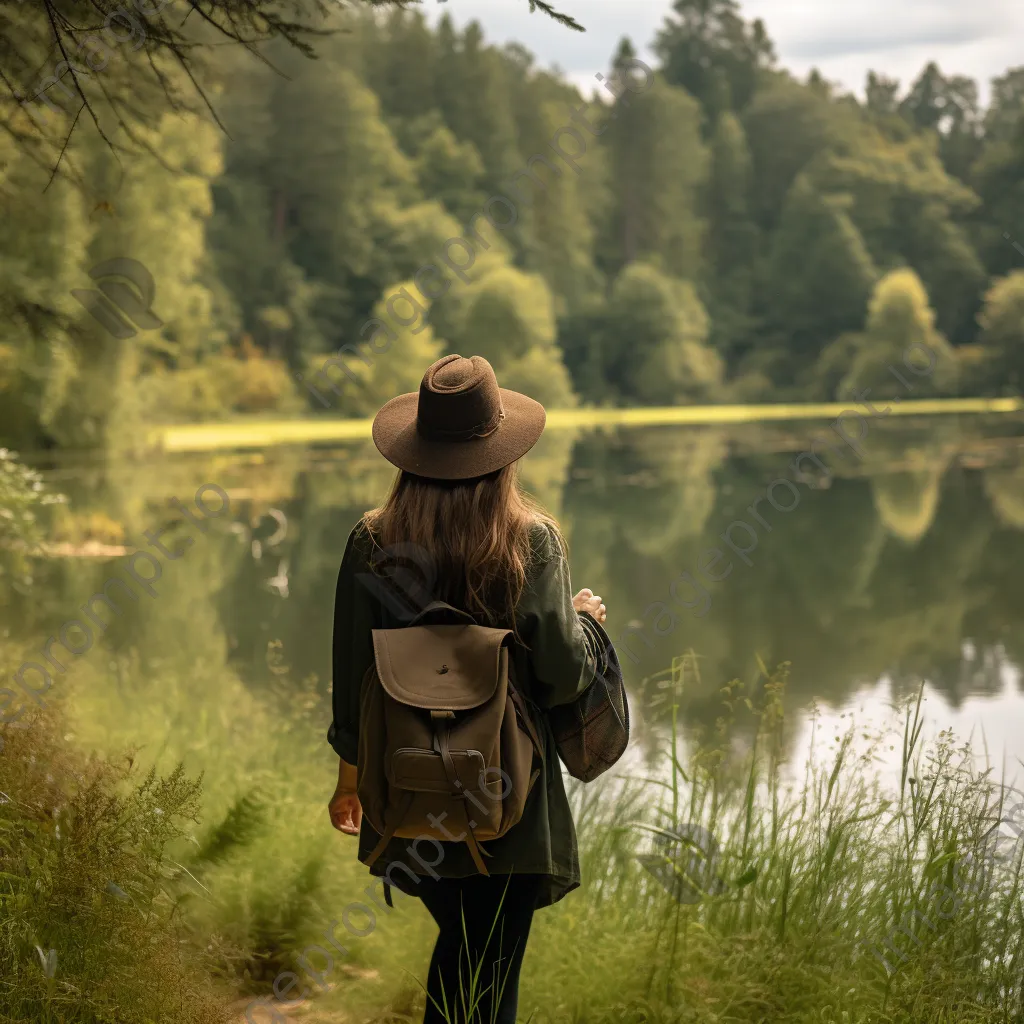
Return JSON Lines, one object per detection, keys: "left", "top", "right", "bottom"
{"left": 417, "top": 354, "right": 504, "bottom": 442}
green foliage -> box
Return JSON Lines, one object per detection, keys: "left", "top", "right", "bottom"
{"left": 838, "top": 268, "right": 958, "bottom": 399}
{"left": 0, "top": 449, "right": 64, "bottom": 596}
{"left": 705, "top": 111, "right": 760, "bottom": 360}
{"left": 413, "top": 124, "right": 487, "bottom": 225}
{"left": 511, "top": 97, "right": 603, "bottom": 312}
{"left": 0, "top": 707, "right": 230, "bottom": 1024}
{"left": 434, "top": 19, "right": 523, "bottom": 191}
{"left": 572, "top": 263, "right": 723, "bottom": 406}
{"left": 809, "top": 127, "right": 984, "bottom": 343}
{"left": 971, "top": 121, "right": 1024, "bottom": 280}
{"left": 974, "top": 270, "right": 1024, "bottom": 391}
{"left": 333, "top": 281, "right": 445, "bottom": 415}
{"left": 2, "top": 1, "right": 1023, "bottom": 447}
{"left": 513, "top": 665, "right": 1024, "bottom": 1023}
{"left": 602, "top": 60, "right": 708, "bottom": 281}
{"left": 190, "top": 791, "right": 268, "bottom": 871}
{"left": 438, "top": 264, "right": 577, "bottom": 407}
{"left": 615, "top": 264, "right": 723, "bottom": 405}
{"left": 899, "top": 62, "right": 985, "bottom": 180}
{"left": 759, "top": 175, "right": 877, "bottom": 379}
{"left": 742, "top": 75, "right": 861, "bottom": 228}
{"left": 655, "top": 0, "right": 776, "bottom": 119}
{"left": 137, "top": 343, "right": 304, "bottom": 422}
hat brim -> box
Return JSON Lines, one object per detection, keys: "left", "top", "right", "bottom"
{"left": 371, "top": 388, "right": 547, "bottom": 480}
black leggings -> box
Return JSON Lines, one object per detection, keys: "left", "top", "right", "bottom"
{"left": 417, "top": 874, "right": 543, "bottom": 1024}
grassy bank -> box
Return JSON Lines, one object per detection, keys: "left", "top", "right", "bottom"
{"left": 508, "top": 659, "right": 1024, "bottom": 1023}
{"left": 327, "top": 658, "right": 1024, "bottom": 1023}
{"left": 149, "top": 397, "right": 1024, "bottom": 453}
{"left": 5, "top": 654, "right": 1024, "bottom": 1023}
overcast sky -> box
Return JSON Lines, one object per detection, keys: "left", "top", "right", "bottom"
{"left": 427, "top": 0, "right": 1024, "bottom": 105}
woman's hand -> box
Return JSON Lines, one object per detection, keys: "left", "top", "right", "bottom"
{"left": 572, "top": 588, "right": 607, "bottom": 624}
{"left": 329, "top": 758, "right": 362, "bottom": 835}
{"left": 328, "top": 788, "right": 363, "bottom": 835}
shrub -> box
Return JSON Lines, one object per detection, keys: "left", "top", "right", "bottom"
{"left": 0, "top": 448, "right": 65, "bottom": 596}
{"left": 0, "top": 705, "right": 232, "bottom": 1024}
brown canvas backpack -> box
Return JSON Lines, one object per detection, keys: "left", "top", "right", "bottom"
{"left": 357, "top": 602, "right": 544, "bottom": 875}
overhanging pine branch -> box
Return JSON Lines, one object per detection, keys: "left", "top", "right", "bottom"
{"left": 527, "top": 0, "right": 585, "bottom": 32}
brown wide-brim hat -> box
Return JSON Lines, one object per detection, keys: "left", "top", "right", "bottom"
{"left": 371, "top": 354, "right": 546, "bottom": 480}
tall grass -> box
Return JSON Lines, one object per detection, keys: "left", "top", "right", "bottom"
{"left": 515, "top": 655, "right": 1024, "bottom": 1023}
{"left": 10, "top": 634, "right": 1024, "bottom": 1022}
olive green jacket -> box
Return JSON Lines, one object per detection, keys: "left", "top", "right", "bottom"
{"left": 328, "top": 521, "right": 603, "bottom": 907}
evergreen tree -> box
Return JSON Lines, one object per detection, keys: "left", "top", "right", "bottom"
{"left": 760, "top": 175, "right": 877, "bottom": 375}
{"left": 342, "top": 282, "right": 444, "bottom": 414}
{"left": 264, "top": 53, "right": 415, "bottom": 287}
{"left": 970, "top": 114, "right": 1024, "bottom": 279}
{"left": 984, "top": 67, "right": 1024, "bottom": 144}
{"left": 806, "top": 125, "right": 985, "bottom": 343}
{"left": 412, "top": 125, "right": 486, "bottom": 226}
{"left": 434, "top": 19, "right": 522, "bottom": 192}
{"left": 866, "top": 72, "right": 901, "bottom": 119}
{"left": 370, "top": 9, "right": 438, "bottom": 123}
{"left": 654, "top": 0, "right": 776, "bottom": 121}
{"left": 510, "top": 96, "right": 601, "bottom": 313}
{"left": 602, "top": 43, "right": 708, "bottom": 280}
{"left": 899, "top": 63, "right": 984, "bottom": 180}
{"left": 899, "top": 200, "right": 987, "bottom": 345}
{"left": 557, "top": 304, "right": 616, "bottom": 404}
{"left": 705, "top": 111, "right": 760, "bottom": 362}
{"left": 742, "top": 75, "right": 862, "bottom": 229}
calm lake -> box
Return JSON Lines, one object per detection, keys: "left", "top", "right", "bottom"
{"left": 18, "top": 413, "right": 1024, "bottom": 793}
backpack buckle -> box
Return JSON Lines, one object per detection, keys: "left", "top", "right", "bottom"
{"left": 430, "top": 709, "right": 456, "bottom": 722}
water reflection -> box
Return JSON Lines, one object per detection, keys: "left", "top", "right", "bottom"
{"left": 20, "top": 414, "right": 1024, "bottom": 771}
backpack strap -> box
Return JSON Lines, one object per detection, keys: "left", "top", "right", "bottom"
{"left": 457, "top": 801, "right": 490, "bottom": 875}
{"left": 430, "top": 710, "right": 461, "bottom": 789}
{"left": 365, "top": 790, "right": 415, "bottom": 868}
{"left": 508, "top": 682, "right": 544, "bottom": 761}
{"left": 429, "top": 709, "right": 491, "bottom": 875}
{"left": 407, "top": 600, "right": 477, "bottom": 626}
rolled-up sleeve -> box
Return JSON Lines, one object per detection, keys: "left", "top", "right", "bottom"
{"left": 328, "top": 527, "right": 378, "bottom": 763}
{"left": 519, "top": 526, "right": 601, "bottom": 709}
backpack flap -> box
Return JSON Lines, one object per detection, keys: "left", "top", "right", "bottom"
{"left": 371, "top": 624, "right": 512, "bottom": 710}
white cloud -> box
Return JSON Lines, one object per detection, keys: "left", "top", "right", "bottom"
{"left": 426, "top": 0, "right": 1023, "bottom": 103}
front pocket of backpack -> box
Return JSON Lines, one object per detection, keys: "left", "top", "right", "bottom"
{"left": 389, "top": 746, "right": 486, "bottom": 793}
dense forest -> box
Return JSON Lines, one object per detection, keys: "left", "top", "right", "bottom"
{"left": 2, "top": 0, "right": 1024, "bottom": 454}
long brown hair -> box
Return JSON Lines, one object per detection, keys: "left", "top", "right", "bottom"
{"left": 361, "top": 461, "right": 563, "bottom": 625}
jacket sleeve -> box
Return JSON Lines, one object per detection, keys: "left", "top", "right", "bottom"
{"left": 328, "top": 526, "right": 378, "bottom": 764}
{"left": 518, "top": 526, "right": 601, "bottom": 709}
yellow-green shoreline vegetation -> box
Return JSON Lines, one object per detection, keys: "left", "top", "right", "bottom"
{"left": 11, "top": 648, "right": 1024, "bottom": 1023}
{"left": 150, "top": 398, "right": 1024, "bottom": 453}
